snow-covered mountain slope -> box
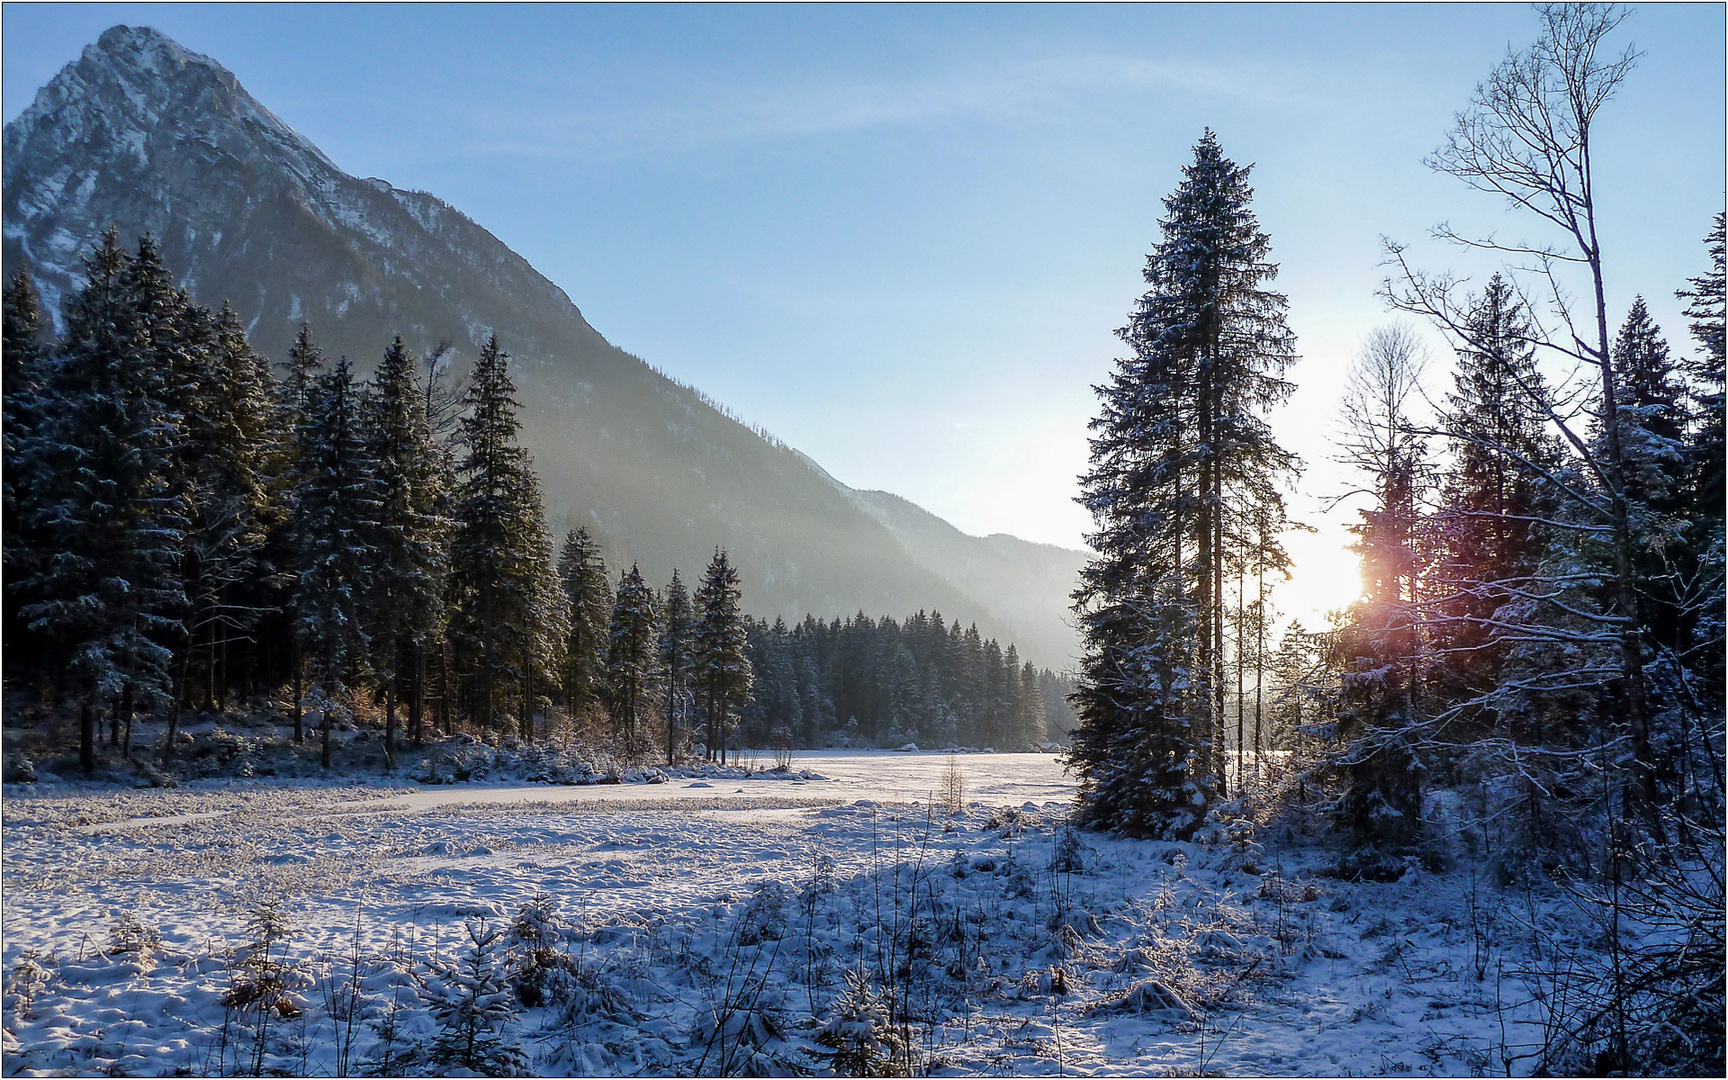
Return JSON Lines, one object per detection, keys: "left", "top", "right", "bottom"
{"left": 2, "top": 25, "right": 1084, "bottom": 667}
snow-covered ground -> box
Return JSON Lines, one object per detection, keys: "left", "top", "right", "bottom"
{"left": 3, "top": 751, "right": 1599, "bottom": 1075}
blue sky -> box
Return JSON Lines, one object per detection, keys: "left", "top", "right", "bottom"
{"left": 5, "top": 3, "right": 1723, "bottom": 621}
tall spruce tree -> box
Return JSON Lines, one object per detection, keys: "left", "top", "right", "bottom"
{"left": 178, "top": 303, "right": 278, "bottom": 717}
{"left": 556, "top": 527, "right": 611, "bottom": 723}
{"left": 365, "top": 335, "right": 449, "bottom": 760}
{"left": 18, "top": 231, "right": 187, "bottom": 774}
{"left": 1679, "top": 215, "right": 1726, "bottom": 522}
{"left": 606, "top": 563, "right": 659, "bottom": 754}
{"left": 271, "top": 322, "right": 328, "bottom": 742}
{"left": 1677, "top": 213, "right": 1725, "bottom": 706}
{"left": 1070, "top": 132, "right": 1297, "bottom": 836}
{"left": 659, "top": 569, "right": 695, "bottom": 763}
{"left": 1432, "top": 276, "right": 1561, "bottom": 713}
{"left": 1011, "top": 653, "right": 1047, "bottom": 750}
{"left": 3, "top": 268, "right": 51, "bottom": 671}
{"left": 693, "top": 549, "right": 752, "bottom": 763}
{"left": 290, "top": 357, "right": 377, "bottom": 769}
{"left": 1601, "top": 300, "right": 1690, "bottom": 658}
{"left": 448, "top": 334, "right": 555, "bottom": 731}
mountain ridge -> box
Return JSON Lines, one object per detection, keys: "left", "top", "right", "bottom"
{"left": 2, "top": 24, "right": 1085, "bottom": 668}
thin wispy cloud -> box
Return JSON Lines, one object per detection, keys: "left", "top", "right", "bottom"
{"left": 449, "top": 50, "right": 1337, "bottom": 166}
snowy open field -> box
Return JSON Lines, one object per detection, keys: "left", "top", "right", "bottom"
{"left": 4, "top": 751, "right": 1600, "bottom": 1076}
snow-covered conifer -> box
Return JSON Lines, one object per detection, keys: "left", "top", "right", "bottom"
{"left": 426, "top": 919, "right": 527, "bottom": 1077}
{"left": 2, "top": 267, "right": 52, "bottom": 660}
{"left": 364, "top": 335, "right": 449, "bottom": 759}
{"left": 1071, "top": 132, "right": 1296, "bottom": 835}
{"left": 448, "top": 334, "right": 557, "bottom": 733}
{"left": 18, "top": 230, "right": 187, "bottom": 772}
{"left": 289, "top": 357, "right": 377, "bottom": 768}
{"left": 556, "top": 527, "right": 610, "bottom": 721}
{"left": 693, "top": 548, "right": 752, "bottom": 763}
{"left": 605, "top": 562, "right": 659, "bottom": 752}
{"left": 658, "top": 568, "right": 695, "bottom": 761}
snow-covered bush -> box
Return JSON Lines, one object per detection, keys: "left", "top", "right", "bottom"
{"left": 735, "top": 880, "right": 789, "bottom": 946}
{"left": 361, "top": 990, "right": 417, "bottom": 1077}
{"left": 505, "top": 892, "right": 564, "bottom": 1006}
{"left": 106, "top": 910, "right": 161, "bottom": 960}
{"left": 6, "top": 951, "right": 50, "bottom": 1019}
{"left": 1090, "top": 977, "right": 1197, "bottom": 1020}
{"left": 691, "top": 980, "right": 789, "bottom": 1077}
{"left": 425, "top": 919, "right": 527, "bottom": 1077}
{"left": 223, "top": 898, "right": 299, "bottom": 1013}
{"left": 813, "top": 967, "right": 905, "bottom": 1077}
{"left": 542, "top": 958, "right": 641, "bottom": 1028}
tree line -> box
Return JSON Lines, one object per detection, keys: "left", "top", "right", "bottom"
{"left": 736, "top": 609, "right": 1070, "bottom": 753}
{"left": 1, "top": 229, "right": 1063, "bottom": 773}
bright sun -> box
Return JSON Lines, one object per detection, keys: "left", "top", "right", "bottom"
{"left": 1277, "top": 525, "right": 1362, "bottom": 632}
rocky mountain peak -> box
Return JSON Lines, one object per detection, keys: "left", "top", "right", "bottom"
{"left": 7, "top": 25, "right": 337, "bottom": 193}
{"left": 2, "top": 25, "right": 1084, "bottom": 667}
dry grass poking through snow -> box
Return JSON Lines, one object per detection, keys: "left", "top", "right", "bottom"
{"left": 1, "top": 760, "right": 1679, "bottom": 1075}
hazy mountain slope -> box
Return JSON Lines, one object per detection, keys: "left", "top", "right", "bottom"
{"left": 847, "top": 489, "right": 1084, "bottom": 666}
{"left": 2, "top": 25, "right": 1084, "bottom": 667}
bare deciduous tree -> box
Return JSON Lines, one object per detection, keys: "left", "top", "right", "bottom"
{"left": 1381, "top": 3, "right": 1663, "bottom": 837}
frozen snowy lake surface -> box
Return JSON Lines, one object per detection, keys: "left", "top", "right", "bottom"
{"left": 3, "top": 750, "right": 1580, "bottom": 1076}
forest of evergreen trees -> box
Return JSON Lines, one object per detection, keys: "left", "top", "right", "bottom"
{"left": 0, "top": 229, "right": 1069, "bottom": 774}
{"left": 736, "top": 609, "right": 1069, "bottom": 753}
{"left": 1068, "top": 10, "right": 1721, "bottom": 1068}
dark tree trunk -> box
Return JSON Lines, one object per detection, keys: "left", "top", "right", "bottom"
{"left": 292, "top": 643, "right": 304, "bottom": 743}
{"left": 384, "top": 683, "right": 396, "bottom": 771}
{"left": 410, "top": 642, "right": 424, "bottom": 746}
{"left": 80, "top": 701, "right": 95, "bottom": 776}
{"left": 520, "top": 663, "right": 533, "bottom": 742}
{"left": 162, "top": 646, "right": 191, "bottom": 766}
{"left": 121, "top": 683, "right": 134, "bottom": 759}
{"left": 321, "top": 687, "right": 333, "bottom": 770}
{"left": 205, "top": 621, "right": 216, "bottom": 711}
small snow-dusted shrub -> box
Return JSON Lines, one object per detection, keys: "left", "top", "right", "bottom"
{"left": 1047, "top": 923, "right": 1085, "bottom": 962}
{"left": 1048, "top": 820, "right": 1086, "bottom": 876}
{"left": 6, "top": 950, "right": 50, "bottom": 1019}
{"left": 314, "top": 919, "right": 372, "bottom": 1077}
{"left": 505, "top": 892, "right": 565, "bottom": 1006}
{"left": 223, "top": 898, "right": 305, "bottom": 1076}
{"left": 939, "top": 753, "right": 967, "bottom": 817}
{"left": 1089, "top": 977, "right": 1198, "bottom": 1020}
{"left": 425, "top": 918, "right": 527, "bottom": 1077}
{"left": 999, "top": 854, "right": 1038, "bottom": 901}
{"left": 984, "top": 806, "right": 1023, "bottom": 836}
{"left": 814, "top": 966, "right": 906, "bottom": 1076}
{"left": 224, "top": 899, "right": 298, "bottom": 1011}
{"left": 106, "top": 909, "right": 161, "bottom": 960}
{"left": 542, "top": 956, "right": 641, "bottom": 1028}
{"left": 735, "top": 880, "right": 790, "bottom": 946}
{"left": 692, "top": 979, "right": 790, "bottom": 1077}
{"left": 1329, "top": 846, "right": 1409, "bottom": 883}
{"left": 361, "top": 989, "right": 417, "bottom": 1077}
{"left": 1018, "top": 963, "right": 1070, "bottom": 998}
